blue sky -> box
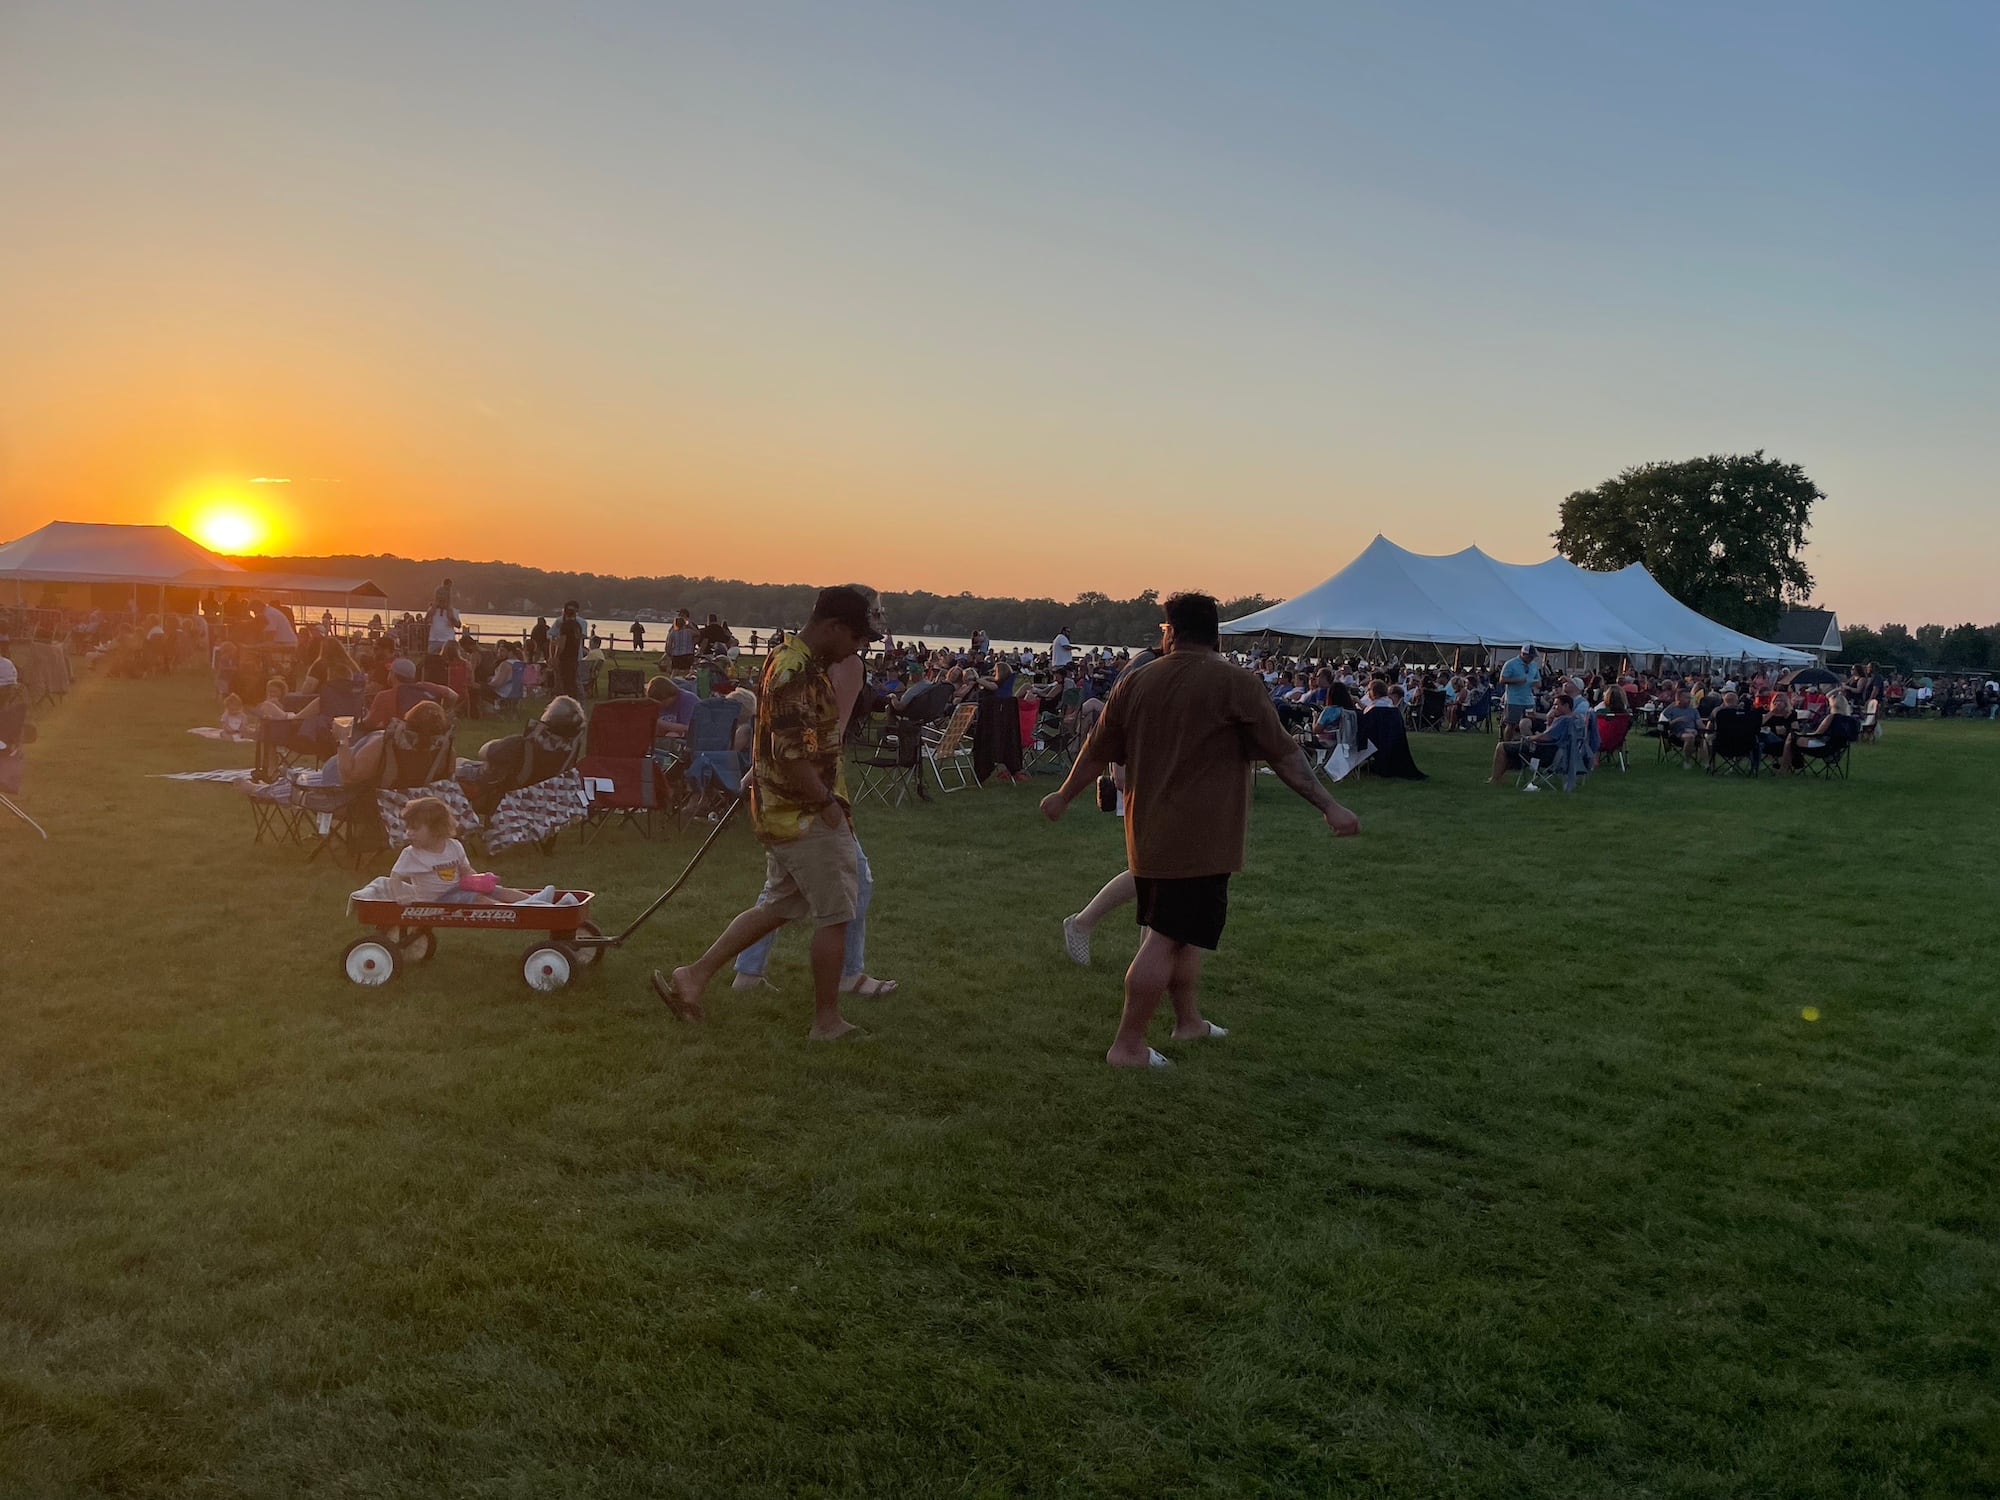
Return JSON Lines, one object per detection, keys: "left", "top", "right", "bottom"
{"left": 0, "top": 0, "right": 1993, "bottom": 621}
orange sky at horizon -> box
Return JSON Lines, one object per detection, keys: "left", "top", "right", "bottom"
{"left": 3, "top": 4, "right": 1994, "bottom": 627}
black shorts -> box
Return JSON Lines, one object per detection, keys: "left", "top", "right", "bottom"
{"left": 670, "top": 654, "right": 695, "bottom": 672}
{"left": 1134, "top": 874, "right": 1230, "bottom": 951}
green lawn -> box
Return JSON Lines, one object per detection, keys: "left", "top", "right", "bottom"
{"left": 2, "top": 668, "right": 1995, "bottom": 1498}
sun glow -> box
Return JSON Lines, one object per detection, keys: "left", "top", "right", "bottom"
{"left": 183, "top": 497, "right": 277, "bottom": 555}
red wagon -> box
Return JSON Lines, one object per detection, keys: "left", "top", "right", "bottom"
{"left": 340, "top": 795, "right": 747, "bottom": 992}
{"left": 344, "top": 893, "right": 604, "bottom": 991}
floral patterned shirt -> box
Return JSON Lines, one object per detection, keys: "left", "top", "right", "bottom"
{"left": 751, "top": 637, "right": 842, "bottom": 842}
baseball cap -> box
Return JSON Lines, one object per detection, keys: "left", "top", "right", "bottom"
{"left": 812, "top": 585, "right": 885, "bottom": 642}
{"left": 1520, "top": 644, "right": 1537, "bottom": 656}
{"left": 391, "top": 658, "right": 417, "bottom": 682}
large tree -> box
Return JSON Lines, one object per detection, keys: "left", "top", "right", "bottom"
{"left": 1553, "top": 451, "right": 1821, "bottom": 637}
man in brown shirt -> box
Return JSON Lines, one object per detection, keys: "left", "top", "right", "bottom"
{"left": 1041, "top": 592, "right": 1359, "bottom": 1067}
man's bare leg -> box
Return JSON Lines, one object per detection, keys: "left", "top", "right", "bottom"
{"left": 1074, "top": 870, "right": 1136, "bottom": 934}
{"left": 1108, "top": 928, "right": 1180, "bottom": 1066}
{"left": 1165, "top": 942, "right": 1216, "bottom": 1039}
{"left": 807, "top": 922, "right": 857, "bottom": 1041}
{"left": 658, "top": 905, "right": 789, "bottom": 1020}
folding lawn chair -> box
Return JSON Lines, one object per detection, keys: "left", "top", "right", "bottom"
{"left": 577, "top": 698, "right": 671, "bottom": 840}
{"left": 921, "top": 702, "right": 980, "bottom": 795}
{"left": 0, "top": 697, "right": 48, "bottom": 839}
{"left": 606, "top": 668, "right": 644, "bottom": 699}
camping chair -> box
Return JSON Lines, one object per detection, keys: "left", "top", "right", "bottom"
{"left": 607, "top": 668, "right": 645, "bottom": 699}
{"left": 679, "top": 695, "right": 746, "bottom": 826}
{"left": 1457, "top": 688, "right": 1495, "bottom": 735}
{"left": 0, "top": 697, "right": 48, "bottom": 839}
{"left": 856, "top": 683, "right": 952, "bottom": 805}
{"left": 922, "top": 702, "right": 980, "bottom": 794}
{"left": 490, "top": 658, "right": 527, "bottom": 714}
{"left": 1595, "top": 711, "right": 1632, "bottom": 772}
{"left": 1417, "top": 688, "right": 1447, "bottom": 730}
{"left": 1706, "top": 707, "right": 1761, "bottom": 777}
{"left": 850, "top": 719, "right": 924, "bottom": 808}
{"left": 1519, "top": 714, "right": 1585, "bottom": 793}
{"left": 1858, "top": 698, "right": 1881, "bottom": 744}
{"left": 300, "top": 715, "right": 457, "bottom": 866}
{"left": 577, "top": 698, "right": 671, "bottom": 840}
{"left": 1801, "top": 716, "right": 1858, "bottom": 780}
{"left": 1024, "top": 697, "right": 1075, "bottom": 775}
{"left": 459, "top": 715, "right": 588, "bottom": 853}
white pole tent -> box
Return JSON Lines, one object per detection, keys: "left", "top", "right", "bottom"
{"left": 1220, "top": 534, "right": 1812, "bottom": 666}
{"left": 0, "top": 520, "right": 386, "bottom": 617}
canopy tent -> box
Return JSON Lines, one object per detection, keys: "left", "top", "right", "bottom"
{"left": 1222, "top": 535, "right": 1811, "bottom": 665}
{"left": 0, "top": 521, "right": 385, "bottom": 608}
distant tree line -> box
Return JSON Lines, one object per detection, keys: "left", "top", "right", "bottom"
{"left": 240, "top": 553, "right": 1275, "bottom": 647}
{"left": 1837, "top": 621, "right": 2000, "bottom": 673}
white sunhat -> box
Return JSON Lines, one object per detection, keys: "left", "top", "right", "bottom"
{"left": 0, "top": 656, "right": 17, "bottom": 688}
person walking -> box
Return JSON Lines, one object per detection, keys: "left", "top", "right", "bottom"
{"left": 731, "top": 588, "right": 896, "bottom": 998}
{"left": 631, "top": 620, "right": 646, "bottom": 655}
{"left": 653, "top": 586, "right": 883, "bottom": 1041}
{"left": 1041, "top": 592, "right": 1360, "bottom": 1068}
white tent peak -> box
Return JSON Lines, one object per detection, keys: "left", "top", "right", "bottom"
{"left": 0, "top": 520, "right": 244, "bottom": 585}
{"left": 0, "top": 520, "right": 389, "bottom": 605}
{"left": 1222, "top": 534, "right": 1810, "bottom": 664}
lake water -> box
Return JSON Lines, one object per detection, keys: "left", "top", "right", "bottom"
{"left": 448, "top": 612, "right": 1075, "bottom": 657}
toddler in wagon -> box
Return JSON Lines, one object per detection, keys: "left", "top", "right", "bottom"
{"left": 391, "top": 797, "right": 554, "bottom": 906}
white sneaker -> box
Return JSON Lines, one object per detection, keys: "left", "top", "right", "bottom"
{"left": 1522, "top": 783, "right": 1540, "bottom": 793}
{"left": 1062, "top": 914, "right": 1091, "bottom": 965}
{"left": 555, "top": 891, "right": 582, "bottom": 906}
{"left": 521, "top": 885, "right": 557, "bottom": 905}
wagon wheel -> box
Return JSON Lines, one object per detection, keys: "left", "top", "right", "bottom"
{"left": 342, "top": 937, "right": 401, "bottom": 987}
{"left": 522, "top": 942, "right": 576, "bottom": 992}
{"left": 396, "top": 928, "right": 437, "bottom": 963}
{"left": 568, "top": 921, "right": 604, "bottom": 967}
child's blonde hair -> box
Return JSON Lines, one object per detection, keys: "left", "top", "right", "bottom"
{"left": 222, "top": 693, "right": 244, "bottom": 712}
{"left": 402, "top": 797, "right": 456, "bottom": 839}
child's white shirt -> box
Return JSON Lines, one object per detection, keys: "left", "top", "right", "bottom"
{"left": 392, "top": 837, "right": 469, "bottom": 899}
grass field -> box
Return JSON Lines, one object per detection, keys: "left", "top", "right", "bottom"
{"left": 2, "top": 666, "right": 1995, "bottom": 1498}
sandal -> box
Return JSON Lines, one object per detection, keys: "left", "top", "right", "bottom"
{"left": 840, "top": 974, "right": 898, "bottom": 997}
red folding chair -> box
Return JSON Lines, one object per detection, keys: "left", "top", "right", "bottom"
{"left": 577, "top": 699, "right": 670, "bottom": 840}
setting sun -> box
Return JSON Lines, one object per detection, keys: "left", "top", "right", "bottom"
{"left": 181, "top": 498, "right": 277, "bottom": 556}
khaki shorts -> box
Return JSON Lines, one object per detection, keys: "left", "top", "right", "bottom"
{"left": 757, "top": 821, "right": 859, "bottom": 927}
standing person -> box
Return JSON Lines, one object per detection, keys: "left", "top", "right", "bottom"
{"left": 1040, "top": 593, "right": 1360, "bottom": 1068}
{"left": 733, "top": 589, "right": 896, "bottom": 997}
{"left": 1500, "top": 644, "right": 1540, "bottom": 739}
{"left": 550, "top": 601, "right": 585, "bottom": 700}
{"left": 528, "top": 616, "right": 550, "bottom": 660}
{"left": 653, "top": 586, "right": 884, "bottom": 1040}
{"left": 667, "top": 611, "right": 696, "bottom": 674}
{"left": 631, "top": 620, "right": 646, "bottom": 655}
{"left": 425, "top": 581, "right": 460, "bottom": 672}
{"left": 1051, "top": 626, "right": 1074, "bottom": 671}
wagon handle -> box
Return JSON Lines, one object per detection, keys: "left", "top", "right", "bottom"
{"left": 584, "top": 793, "right": 747, "bottom": 949}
